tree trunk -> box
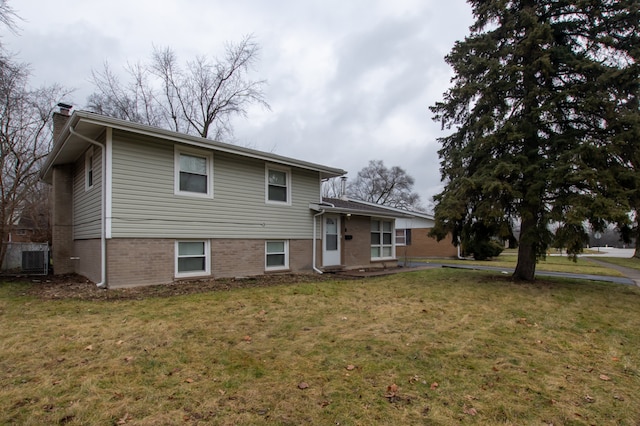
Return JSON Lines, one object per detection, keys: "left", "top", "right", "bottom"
{"left": 513, "top": 217, "right": 537, "bottom": 281}
{"left": 634, "top": 228, "right": 640, "bottom": 259}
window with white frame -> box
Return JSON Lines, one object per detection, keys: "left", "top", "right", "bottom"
{"left": 265, "top": 240, "right": 289, "bottom": 270}
{"left": 371, "top": 219, "right": 394, "bottom": 259}
{"left": 175, "top": 147, "right": 213, "bottom": 197}
{"left": 85, "top": 148, "right": 94, "bottom": 191}
{"left": 175, "top": 240, "right": 210, "bottom": 277}
{"left": 395, "top": 229, "right": 411, "bottom": 246}
{"left": 265, "top": 165, "right": 291, "bottom": 204}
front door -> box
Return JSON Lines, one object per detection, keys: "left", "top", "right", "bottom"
{"left": 323, "top": 215, "right": 341, "bottom": 266}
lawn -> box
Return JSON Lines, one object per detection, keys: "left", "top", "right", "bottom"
{"left": 414, "top": 255, "right": 626, "bottom": 277}
{"left": 2, "top": 269, "right": 640, "bottom": 425}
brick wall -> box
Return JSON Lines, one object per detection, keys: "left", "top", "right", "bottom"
{"left": 51, "top": 165, "right": 74, "bottom": 274}
{"left": 211, "top": 239, "right": 263, "bottom": 277}
{"left": 104, "top": 238, "right": 316, "bottom": 288}
{"left": 74, "top": 239, "right": 102, "bottom": 283}
{"left": 397, "top": 228, "right": 458, "bottom": 259}
{"left": 106, "top": 238, "right": 175, "bottom": 288}
{"left": 342, "top": 215, "right": 372, "bottom": 268}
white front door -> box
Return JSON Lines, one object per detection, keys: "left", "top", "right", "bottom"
{"left": 323, "top": 215, "right": 341, "bottom": 266}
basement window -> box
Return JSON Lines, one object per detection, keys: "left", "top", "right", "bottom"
{"left": 175, "top": 240, "right": 210, "bottom": 278}
{"left": 265, "top": 240, "right": 289, "bottom": 270}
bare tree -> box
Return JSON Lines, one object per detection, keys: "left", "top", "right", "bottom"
{"left": 0, "top": 57, "right": 70, "bottom": 266}
{"left": 347, "top": 160, "right": 422, "bottom": 210}
{"left": 88, "top": 35, "right": 270, "bottom": 141}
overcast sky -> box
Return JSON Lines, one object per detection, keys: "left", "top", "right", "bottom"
{"left": 3, "top": 0, "right": 474, "bottom": 208}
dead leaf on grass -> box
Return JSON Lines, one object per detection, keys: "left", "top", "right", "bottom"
{"left": 430, "top": 382, "right": 439, "bottom": 390}
{"left": 116, "top": 340, "right": 124, "bottom": 346}
{"left": 243, "top": 335, "right": 252, "bottom": 342}
{"left": 84, "top": 344, "right": 93, "bottom": 351}
{"left": 585, "top": 395, "right": 595, "bottom": 403}
{"left": 387, "top": 383, "right": 398, "bottom": 393}
{"left": 599, "top": 374, "right": 611, "bottom": 381}
{"left": 463, "top": 405, "right": 478, "bottom": 416}
{"left": 298, "top": 382, "right": 309, "bottom": 390}
{"left": 185, "top": 378, "right": 194, "bottom": 383}
{"left": 123, "top": 356, "right": 134, "bottom": 362}
{"left": 346, "top": 364, "right": 356, "bottom": 371}
{"left": 117, "top": 413, "right": 132, "bottom": 424}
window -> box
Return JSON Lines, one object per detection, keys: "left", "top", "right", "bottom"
{"left": 395, "top": 229, "right": 411, "bottom": 246}
{"left": 371, "top": 219, "right": 394, "bottom": 259}
{"left": 175, "top": 147, "right": 213, "bottom": 197}
{"left": 265, "top": 240, "right": 289, "bottom": 270}
{"left": 175, "top": 240, "right": 210, "bottom": 277}
{"left": 265, "top": 165, "right": 291, "bottom": 204}
{"left": 85, "top": 148, "right": 94, "bottom": 191}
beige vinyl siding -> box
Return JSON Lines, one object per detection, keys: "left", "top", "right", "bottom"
{"left": 73, "top": 147, "right": 102, "bottom": 239}
{"left": 110, "top": 131, "right": 321, "bottom": 239}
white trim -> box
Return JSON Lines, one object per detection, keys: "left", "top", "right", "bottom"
{"left": 84, "top": 147, "right": 95, "bottom": 191}
{"left": 175, "top": 240, "right": 211, "bottom": 278}
{"left": 265, "top": 164, "right": 292, "bottom": 205}
{"left": 174, "top": 145, "right": 214, "bottom": 198}
{"left": 265, "top": 240, "right": 289, "bottom": 271}
{"left": 105, "top": 128, "right": 113, "bottom": 239}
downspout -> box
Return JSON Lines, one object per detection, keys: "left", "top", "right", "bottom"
{"left": 69, "top": 126, "right": 107, "bottom": 288}
{"left": 312, "top": 209, "right": 325, "bottom": 274}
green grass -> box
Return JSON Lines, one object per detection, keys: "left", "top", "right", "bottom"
{"left": 2, "top": 270, "right": 640, "bottom": 425}
{"left": 414, "top": 255, "right": 625, "bottom": 276}
{"left": 596, "top": 256, "right": 640, "bottom": 271}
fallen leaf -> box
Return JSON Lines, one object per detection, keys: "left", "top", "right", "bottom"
{"left": 243, "top": 335, "right": 252, "bottom": 342}
{"left": 117, "top": 413, "right": 132, "bottom": 424}
{"left": 346, "top": 364, "right": 356, "bottom": 371}
{"left": 599, "top": 374, "right": 611, "bottom": 381}
{"left": 123, "top": 356, "right": 134, "bottom": 362}
{"left": 185, "top": 378, "right": 194, "bottom": 383}
{"left": 116, "top": 340, "right": 124, "bottom": 346}
{"left": 387, "top": 383, "right": 398, "bottom": 394}
{"left": 463, "top": 406, "right": 477, "bottom": 416}
{"left": 585, "top": 395, "right": 595, "bottom": 403}
{"left": 298, "top": 382, "right": 309, "bottom": 390}
{"left": 614, "top": 395, "right": 625, "bottom": 401}
{"left": 84, "top": 344, "right": 93, "bottom": 351}
{"left": 611, "top": 357, "right": 619, "bottom": 361}
{"left": 430, "top": 382, "right": 439, "bottom": 390}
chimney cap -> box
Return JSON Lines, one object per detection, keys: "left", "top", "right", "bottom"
{"left": 57, "top": 102, "right": 73, "bottom": 109}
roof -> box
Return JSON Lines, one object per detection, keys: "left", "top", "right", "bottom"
{"left": 309, "top": 197, "right": 417, "bottom": 219}
{"left": 40, "top": 110, "right": 347, "bottom": 182}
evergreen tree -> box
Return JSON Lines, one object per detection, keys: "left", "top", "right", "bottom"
{"left": 430, "top": 0, "right": 639, "bottom": 280}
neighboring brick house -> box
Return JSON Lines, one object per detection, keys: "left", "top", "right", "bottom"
{"left": 40, "top": 109, "right": 418, "bottom": 288}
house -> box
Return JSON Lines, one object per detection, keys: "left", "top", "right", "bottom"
{"left": 319, "top": 198, "right": 459, "bottom": 262}
{"left": 41, "top": 108, "right": 417, "bottom": 288}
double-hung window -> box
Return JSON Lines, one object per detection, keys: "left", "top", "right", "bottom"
{"left": 266, "top": 165, "right": 291, "bottom": 205}
{"left": 371, "top": 219, "right": 394, "bottom": 259}
{"left": 175, "top": 240, "right": 210, "bottom": 277}
{"left": 175, "top": 147, "right": 213, "bottom": 197}
{"left": 265, "top": 240, "right": 289, "bottom": 270}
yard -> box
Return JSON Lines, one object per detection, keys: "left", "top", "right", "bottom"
{"left": 1, "top": 268, "right": 639, "bottom": 425}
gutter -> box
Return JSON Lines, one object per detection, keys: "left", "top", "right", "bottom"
{"left": 312, "top": 209, "right": 325, "bottom": 274}
{"left": 68, "top": 126, "right": 107, "bottom": 288}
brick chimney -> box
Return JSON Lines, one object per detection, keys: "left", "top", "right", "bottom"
{"left": 50, "top": 102, "right": 75, "bottom": 275}
{"left": 52, "top": 103, "right": 73, "bottom": 142}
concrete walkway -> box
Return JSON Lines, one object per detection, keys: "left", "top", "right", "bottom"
{"left": 584, "top": 258, "right": 640, "bottom": 287}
